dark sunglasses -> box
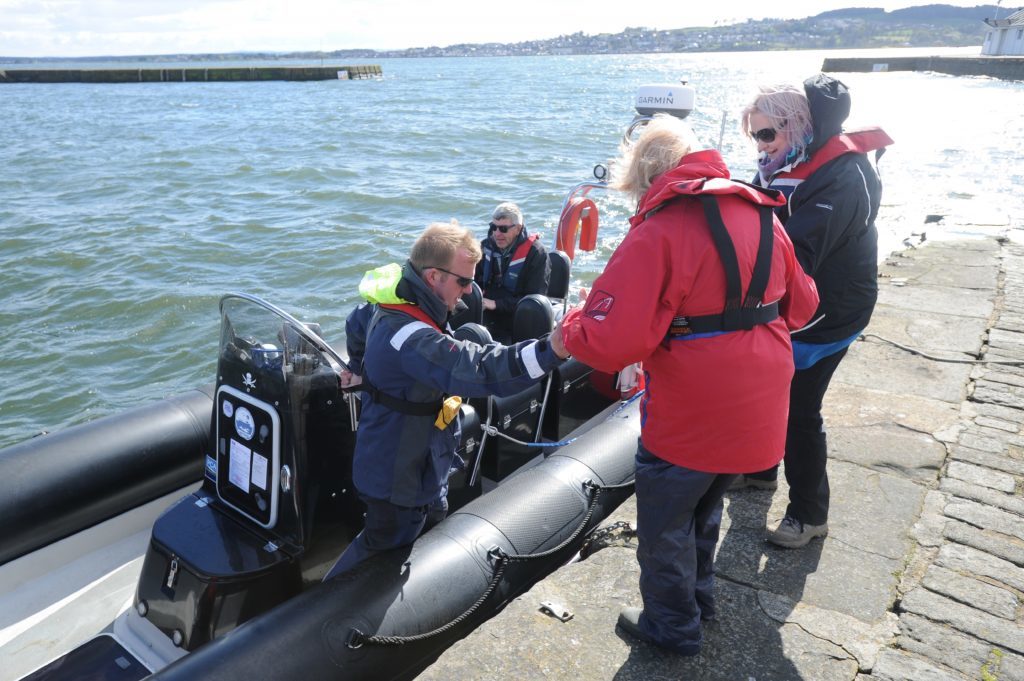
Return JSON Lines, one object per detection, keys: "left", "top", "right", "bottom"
{"left": 488, "top": 222, "right": 518, "bottom": 234}
{"left": 431, "top": 267, "right": 473, "bottom": 287}
{"left": 752, "top": 127, "right": 777, "bottom": 144}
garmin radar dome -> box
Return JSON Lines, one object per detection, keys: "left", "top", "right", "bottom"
{"left": 634, "top": 81, "right": 695, "bottom": 118}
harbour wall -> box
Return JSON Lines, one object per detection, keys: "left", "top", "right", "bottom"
{"left": 0, "top": 65, "right": 382, "bottom": 84}
{"left": 822, "top": 55, "right": 1024, "bottom": 81}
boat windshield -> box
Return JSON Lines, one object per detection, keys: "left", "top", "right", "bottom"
{"left": 217, "top": 293, "right": 346, "bottom": 381}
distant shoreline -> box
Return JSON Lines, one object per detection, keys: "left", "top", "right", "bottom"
{"left": 0, "top": 44, "right": 984, "bottom": 67}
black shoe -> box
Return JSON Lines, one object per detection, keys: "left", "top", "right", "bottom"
{"left": 616, "top": 607, "right": 701, "bottom": 656}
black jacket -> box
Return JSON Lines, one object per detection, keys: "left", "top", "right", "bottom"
{"left": 757, "top": 74, "right": 884, "bottom": 345}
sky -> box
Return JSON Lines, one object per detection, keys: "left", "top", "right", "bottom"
{"left": 0, "top": 0, "right": 1002, "bottom": 58}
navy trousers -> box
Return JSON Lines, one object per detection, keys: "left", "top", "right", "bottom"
{"left": 634, "top": 444, "right": 735, "bottom": 654}
{"left": 747, "top": 347, "right": 847, "bottom": 526}
{"left": 323, "top": 493, "right": 447, "bottom": 580}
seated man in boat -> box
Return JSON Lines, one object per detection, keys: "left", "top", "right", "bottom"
{"left": 325, "top": 220, "right": 569, "bottom": 579}
{"left": 474, "top": 202, "right": 551, "bottom": 342}
{"left": 556, "top": 114, "right": 819, "bottom": 656}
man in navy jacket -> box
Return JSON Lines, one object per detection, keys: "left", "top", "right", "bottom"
{"left": 324, "top": 221, "right": 568, "bottom": 579}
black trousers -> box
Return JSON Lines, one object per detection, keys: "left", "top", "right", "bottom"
{"left": 748, "top": 347, "right": 848, "bottom": 526}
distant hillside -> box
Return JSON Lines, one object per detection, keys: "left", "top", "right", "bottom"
{"left": 2, "top": 4, "right": 1017, "bottom": 63}
{"left": 313, "top": 3, "right": 1016, "bottom": 59}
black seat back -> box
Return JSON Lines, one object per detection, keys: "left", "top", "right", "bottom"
{"left": 450, "top": 281, "right": 483, "bottom": 330}
{"left": 512, "top": 294, "right": 554, "bottom": 343}
{"left": 547, "top": 250, "right": 571, "bottom": 300}
{"left": 453, "top": 321, "right": 493, "bottom": 346}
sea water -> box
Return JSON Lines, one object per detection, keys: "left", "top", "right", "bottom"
{"left": 1, "top": 47, "right": 1022, "bottom": 448}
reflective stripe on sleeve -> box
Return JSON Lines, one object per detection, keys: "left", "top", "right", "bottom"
{"left": 390, "top": 321, "right": 433, "bottom": 351}
{"left": 521, "top": 341, "right": 545, "bottom": 379}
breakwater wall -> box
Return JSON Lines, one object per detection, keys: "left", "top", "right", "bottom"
{"left": 822, "top": 55, "right": 1024, "bottom": 81}
{"left": 0, "top": 64, "right": 381, "bottom": 84}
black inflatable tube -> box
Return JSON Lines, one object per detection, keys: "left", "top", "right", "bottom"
{"left": 0, "top": 387, "right": 214, "bottom": 566}
{"left": 150, "top": 403, "right": 640, "bottom": 681}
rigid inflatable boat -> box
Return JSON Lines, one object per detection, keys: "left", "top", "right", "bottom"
{"left": 0, "top": 82, "right": 694, "bottom": 681}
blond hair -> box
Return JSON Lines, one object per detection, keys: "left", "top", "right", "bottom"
{"left": 611, "top": 114, "right": 699, "bottom": 203}
{"left": 410, "top": 220, "right": 482, "bottom": 270}
{"left": 740, "top": 84, "right": 814, "bottom": 159}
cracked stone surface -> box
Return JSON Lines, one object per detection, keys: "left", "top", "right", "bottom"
{"left": 417, "top": 238, "right": 1024, "bottom": 680}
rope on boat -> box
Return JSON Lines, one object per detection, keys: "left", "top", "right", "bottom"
{"left": 346, "top": 477, "right": 635, "bottom": 649}
{"left": 478, "top": 389, "right": 645, "bottom": 450}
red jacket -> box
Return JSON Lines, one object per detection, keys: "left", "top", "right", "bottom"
{"left": 561, "top": 150, "right": 819, "bottom": 473}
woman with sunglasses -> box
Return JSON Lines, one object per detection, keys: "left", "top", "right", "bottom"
{"left": 475, "top": 202, "right": 551, "bottom": 342}
{"left": 732, "top": 74, "right": 894, "bottom": 549}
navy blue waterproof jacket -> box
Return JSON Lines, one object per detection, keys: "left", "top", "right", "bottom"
{"left": 346, "top": 262, "right": 562, "bottom": 507}
{"left": 755, "top": 74, "right": 887, "bottom": 345}
{"left": 475, "top": 228, "right": 550, "bottom": 316}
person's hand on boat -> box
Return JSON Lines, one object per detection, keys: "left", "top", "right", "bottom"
{"left": 482, "top": 297, "right": 497, "bottom": 311}
{"left": 339, "top": 369, "right": 363, "bottom": 389}
{"left": 549, "top": 322, "right": 571, "bottom": 360}
{"left": 577, "top": 287, "right": 588, "bottom": 304}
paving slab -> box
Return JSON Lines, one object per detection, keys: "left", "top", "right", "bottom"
{"left": 897, "top": 613, "right": 1024, "bottom": 681}
{"left": 871, "top": 646, "right": 972, "bottom": 681}
{"left": 943, "top": 519, "right": 1024, "bottom": 567}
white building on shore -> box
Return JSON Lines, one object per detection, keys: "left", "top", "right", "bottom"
{"left": 982, "top": 8, "right": 1024, "bottom": 55}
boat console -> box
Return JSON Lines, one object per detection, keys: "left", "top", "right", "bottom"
{"left": 133, "top": 294, "right": 361, "bottom": 651}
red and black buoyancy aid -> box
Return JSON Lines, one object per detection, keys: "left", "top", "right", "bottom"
{"left": 353, "top": 303, "right": 448, "bottom": 416}
{"left": 481, "top": 233, "right": 539, "bottom": 292}
{"left": 665, "top": 193, "right": 779, "bottom": 337}
{"left": 769, "top": 128, "right": 894, "bottom": 213}
{"left": 783, "top": 128, "right": 893, "bottom": 181}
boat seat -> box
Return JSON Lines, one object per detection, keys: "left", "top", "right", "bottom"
{"left": 547, "top": 250, "right": 571, "bottom": 301}
{"left": 512, "top": 294, "right": 554, "bottom": 343}
{"left": 453, "top": 321, "right": 492, "bottom": 346}
{"left": 449, "top": 281, "right": 484, "bottom": 329}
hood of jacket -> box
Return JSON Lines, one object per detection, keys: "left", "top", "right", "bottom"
{"left": 359, "top": 260, "right": 450, "bottom": 328}
{"left": 804, "top": 73, "right": 851, "bottom": 156}
{"left": 633, "top": 149, "right": 786, "bottom": 226}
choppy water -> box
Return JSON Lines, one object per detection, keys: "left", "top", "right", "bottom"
{"left": 1, "top": 48, "right": 1022, "bottom": 448}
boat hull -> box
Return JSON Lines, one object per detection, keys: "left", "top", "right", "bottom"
{"left": 149, "top": 400, "right": 640, "bottom": 681}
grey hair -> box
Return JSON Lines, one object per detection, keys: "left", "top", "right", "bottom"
{"left": 491, "top": 202, "right": 523, "bottom": 226}
{"left": 610, "top": 114, "right": 699, "bottom": 203}
{"left": 740, "top": 84, "right": 814, "bottom": 159}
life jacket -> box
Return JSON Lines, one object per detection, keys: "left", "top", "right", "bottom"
{"left": 664, "top": 193, "right": 778, "bottom": 337}
{"left": 352, "top": 303, "right": 448, "bottom": 416}
{"left": 482, "top": 233, "right": 538, "bottom": 292}
{"left": 768, "top": 128, "right": 893, "bottom": 205}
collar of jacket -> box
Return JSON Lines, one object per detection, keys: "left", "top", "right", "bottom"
{"left": 485, "top": 227, "right": 529, "bottom": 256}
{"left": 360, "top": 260, "right": 449, "bottom": 329}
{"left": 630, "top": 149, "right": 787, "bottom": 228}
{"left": 397, "top": 261, "right": 450, "bottom": 328}
{"left": 771, "top": 127, "right": 894, "bottom": 182}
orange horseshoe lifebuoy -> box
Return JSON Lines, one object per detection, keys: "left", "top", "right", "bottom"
{"left": 555, "top": 197, "right": 599, "bottom": 261}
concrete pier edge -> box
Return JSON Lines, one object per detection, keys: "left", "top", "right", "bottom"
{"left": 821, "top": 55, "right": 1024, "bottom": 81}
{"left": 0, "top": 65, "right": 382, "bottom": 84}
{"left": 418, "top": 233, "right": 1024, "bottom": 680}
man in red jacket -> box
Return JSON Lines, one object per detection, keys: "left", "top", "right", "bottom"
{"left": 554, "top": 115, "right": 818, "bottom": 655}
